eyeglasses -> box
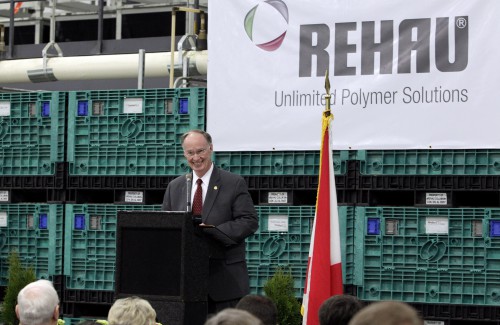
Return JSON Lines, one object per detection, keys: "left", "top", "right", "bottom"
{"left": 184, "top": 146, "right": 210, "bottom": 157}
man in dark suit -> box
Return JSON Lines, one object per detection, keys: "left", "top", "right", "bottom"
{"left": 162, "top": 129, "right": 258, "bottom": 313}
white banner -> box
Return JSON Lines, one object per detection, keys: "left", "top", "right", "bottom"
{"left": 208, "top": 0, "right": 500, "bottom": 150}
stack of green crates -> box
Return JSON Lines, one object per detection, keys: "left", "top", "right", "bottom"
{"left": 0, "top": 92, "right": 65, "bottom": 176}
{"left": 0, "top": 204, "right": 63, "bottom": 284}
{"left": 67, "top": 88, "right": 206, "bottom": 176}
{"left": 64, "top": 204, "right": 162, "bottom": 291}
{"left": 246, "top": 206, "right": 356, "bottom": 298}
{"left": 353, "top": 206, "right": 500, "bottom": 305}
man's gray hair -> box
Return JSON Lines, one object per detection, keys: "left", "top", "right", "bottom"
{"left": 205, "top": 308, "right": 263, "bottom": 325}
{"left": 17, "top": 279, "right": 59, "bottom": 325}
{"left": 181, "top": 129, "right": 212, "bottom": 146}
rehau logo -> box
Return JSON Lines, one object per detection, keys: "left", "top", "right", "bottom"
{"left": 244, "top": 0, "right": 289, "bottom": 51}
{"left": 299, "top": 17, "right": 469, "bottom": 77}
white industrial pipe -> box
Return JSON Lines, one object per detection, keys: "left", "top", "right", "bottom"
{"left": 0, "top": 50, "right": 208, "bottom": 83}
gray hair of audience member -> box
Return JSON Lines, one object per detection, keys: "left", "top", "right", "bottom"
{"left": 236, "top": 294, "right": 278, "bottom": 325}
{"left": 348, "top": 301, "right": 423, "bottom": 325}
{"left": 318, "top": 294, "right": 363, "bottom": 325}
{"left": 16, "top": 279, "right": 60, "bottom": 325}
{"left": 107, "top": 296, "right": 157, "bottom": 325}
{"left": 204, "top": 308, "right": 264, "bottom": 325}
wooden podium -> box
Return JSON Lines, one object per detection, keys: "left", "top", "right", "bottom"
{"left": 115, "top": 211, "right": 208, "bottom": 325}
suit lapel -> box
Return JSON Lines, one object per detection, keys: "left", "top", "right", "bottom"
{"left": 202, "top": 167, "right": 220, "bottom": 223}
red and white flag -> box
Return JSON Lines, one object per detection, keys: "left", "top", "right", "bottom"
{"left": 14, "top": 2, "right": 23, "bottom": 14}
{"left": 301, "top": 108, "right": 343, "bottom": 325}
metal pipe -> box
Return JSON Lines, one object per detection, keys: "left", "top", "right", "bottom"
{"left": 33, "top": 1, "right": 43, "bottom": 44}
{"left": 115, "top": 0, "right": 122, "bottom": 40}
{"left": 170, "top": 6, "right": 205, "bottom": 88}
{"left": 138, "top": 49, "right": 145, "bottom": 89}
{"left": 8, "top": 0, "right": 14, "bottom": 58}
{"left": 170, "top": 7, "right": 177, "bottom": 88}
{"left": 0, "top": 24, "right": 5, "bottom": 52}
{"left": 97, "top": 0, "right": 103, "bottom": 54}
{"left": 173, "top": 76, "right": 206, "bottom": 88}
{"left": 193, "top": 0, "right": 199, "bottom": 33}
{"left": 49, "top": 0, "right": 55, "bottom": 43}
{"left": 186, "top": 0, "right": 194, "bottom": 35}
{"left": 197, "top": 11, "right": 206, "bottom": 50}
{"left": 0, "top": 50, "right": 207, "bottom": 83}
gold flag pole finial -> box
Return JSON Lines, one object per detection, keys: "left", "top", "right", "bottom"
{"left": 324, "top": 70, "right": 331, "bottom": 116}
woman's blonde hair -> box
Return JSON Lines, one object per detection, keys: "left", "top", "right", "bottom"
{"left": 107, "top": 296, "right": 156, "bottom": 325}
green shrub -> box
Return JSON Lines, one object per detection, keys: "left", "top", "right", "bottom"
{"left": 263, "top": 267, "right": 302, "bottom": 325}
{"left": 1, "top": 251, "right": 36, "bottom": 325}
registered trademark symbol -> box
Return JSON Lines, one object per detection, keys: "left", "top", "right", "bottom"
{"left": 456, "top": 17, "right": 467, "bottom": 29}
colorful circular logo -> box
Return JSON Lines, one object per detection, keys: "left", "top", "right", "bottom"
{"left": 244, "top": 0, "right": 289, "bottom": 51}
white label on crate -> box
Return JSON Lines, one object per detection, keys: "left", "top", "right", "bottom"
{"left": 424, "top": 321, "right": 445, "bottom": 325}
{"left": 0, "top": 212, "right": 7, "bottom": 227}
{"left": 0, "top": 101, "right": 11, "bottom": 116}
{"left": 425, "top": 217, "right": 448, "bottom": 234}
{"left": 123, "top": 98, "right": 143, "bottom": 114}
{"left": 426, "top": 193, "right": 447, "bottom": 205}
{"left": 268, "top": 192, "right": 288, "bottom": 204}
{"left": 268, "top": 215, "right": 288, "bottom": 232}
{"left": 0, "top": 190, "right": 9, "bottom": 202}
{"left": 124, "top": 191, "right": 144, "bottom": 203}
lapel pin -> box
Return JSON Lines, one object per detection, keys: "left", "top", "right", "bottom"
{"left": 214, "top": 186, "right": 218, "bottom": 190}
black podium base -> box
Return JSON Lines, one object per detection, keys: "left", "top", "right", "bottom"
{"left": 115, "top": 211, "right": 209, "bottom": 325}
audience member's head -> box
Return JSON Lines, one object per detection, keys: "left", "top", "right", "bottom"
{"left": 16, "top": 279, "right": 60, "bottom": 325}
{"left": 348, "top": 301, "right": 423, "bottom": 325}
{"left": 205, "top": 308, "right": 263, "bottom": 325}
{"left": 236, "top": 294, "right": 278, "bottom": 325}
{"left": 318, "top": 294, "right": 364, "bottom": 325}
{"left": 107, "top": 296, "right": 156, "bottom": 325}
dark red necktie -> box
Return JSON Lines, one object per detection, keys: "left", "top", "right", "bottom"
{"left": 192, "top": 178, "right": 203, "bottom": 215}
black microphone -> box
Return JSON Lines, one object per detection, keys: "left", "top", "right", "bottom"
{"left": 186, "top": 173, "right": 192, "bottom": 213}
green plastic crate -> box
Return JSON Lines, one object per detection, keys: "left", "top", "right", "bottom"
{"left": 248, "top": 263, "right": 307, "bottom": 298}
{"left": 64, "top": 204, "right": 162, "bottom": 290}
{"left": 339, "top": 206, "right": 355, "bottom": 285}
{"left": 254, "top": 205, "right": 315, "bottom": 233}
{"left": 215, "top": 150, "right": 353, "bottom": 176}
{"left": 246, "top": 206, "right": 355, "bottom": 285}
{"left": 357, "top": 149, "right": 500, "bottom": 175}
{"left": 67, "top": 88, "right": 206, "bottom": 175}
{"left": 357, "top": 269, "right": 500, "bottom": 305}
{"left": 0, "top": 92, "right": 65, "bottom": 175}
{"left": 353, "top": 207, "right": 500, "bottom": 305}
{"left": 63, "top": 318, "right": 103, "bottom": 325}
{"left": 246, "top": 206, "right": 315, "bottom": 265}
{"left": 0, "top": 204, "right": 63, "bottom": 284}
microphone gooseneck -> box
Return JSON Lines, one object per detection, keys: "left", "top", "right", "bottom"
{"left": 186, "top": 173, "right": 192, "bottom": 212}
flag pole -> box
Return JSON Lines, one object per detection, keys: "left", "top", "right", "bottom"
{"left": 321, "top": 70, "right": 333, "bottom": 144}
{"left": 324, "top": 70, "right": 331, "bottom": 117}
{"left": 302, "top": 70, "right": 343, "bottom": 325}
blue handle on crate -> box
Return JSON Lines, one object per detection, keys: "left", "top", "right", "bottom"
{"left": 367, "top": 218, "right": 380, "bottom": 235}
{"left": 39, "top": 213, "right": 48, "bottom": 229}
{"left": 77, "top": 101, "right": 89, "bottom": 116}
{"left": 179, "top": 98, "right": 189, "bottom": 114}
{"left": 490, "top": 220, "right": 500, "bottom": 237}
{"left": 41, "top": 102, "right": 51, "bottom": 117}
{"left": 74, "top": 214, "right": 86, "bottom": 230}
